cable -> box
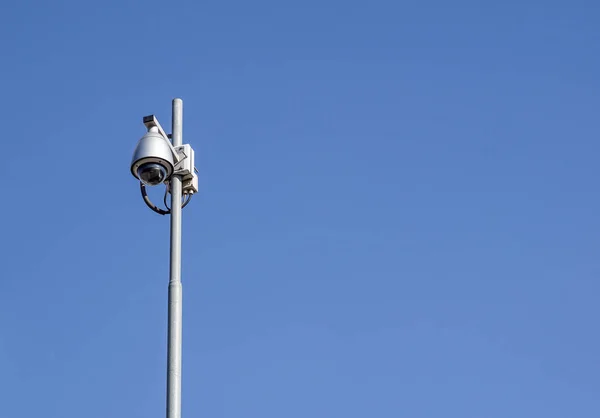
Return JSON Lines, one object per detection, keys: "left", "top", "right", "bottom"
{"left": 182, "top": 194, "right": 193, "bottom": 208}
{"left": 164, "top": 183, "right": 171, "bottom": 211}
{"left": 166, "top": 181, "right": 193, "bottom": 210}
{"left": 140, "top": 182, "right": 170, "bottom": 215}
{"left": 140, "top": 182, "right": 193, "bottom": 215}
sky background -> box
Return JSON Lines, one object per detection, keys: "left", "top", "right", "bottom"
{"left": 0, "top": 0, "right": 599, "bottom": 417}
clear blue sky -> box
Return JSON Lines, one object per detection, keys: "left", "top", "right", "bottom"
{"left": 0, "top": 0, "right": 599, "bottom": 416}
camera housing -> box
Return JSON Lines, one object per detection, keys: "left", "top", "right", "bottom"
{"left": 131, "top": 130, "right": 175, "bottom": 185}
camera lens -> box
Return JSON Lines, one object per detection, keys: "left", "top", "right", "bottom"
{"left": 138, "top": 162, "right": 167, "bottom": 186}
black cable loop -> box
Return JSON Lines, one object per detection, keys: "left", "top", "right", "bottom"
{"left": 140, "top": 182, "right": 170, "bottom": 215}
{"left": 164, "top": 182, "right": 171, "bottom": 211}
{"left": 140, "top": 182, "right": 194, "bottom": 215}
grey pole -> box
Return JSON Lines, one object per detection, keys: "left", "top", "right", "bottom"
{"left": 167, "top": 98, "right": 184, "bottom": 418}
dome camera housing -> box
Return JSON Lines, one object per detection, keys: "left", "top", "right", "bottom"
{"left": 131, "top": 131, "right": 175, "bottom": 185}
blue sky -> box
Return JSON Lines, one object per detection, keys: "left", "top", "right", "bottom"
{"left": 1, "top": 0, "right": 599, "bottom": 416}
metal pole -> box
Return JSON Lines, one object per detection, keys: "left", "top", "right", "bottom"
{"left": 167, "top": 98, "right": 183, "bottom": 418}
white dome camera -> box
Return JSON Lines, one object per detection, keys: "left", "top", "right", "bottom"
{"left": 131, "top": 129, "right": 176, "bottom": 186}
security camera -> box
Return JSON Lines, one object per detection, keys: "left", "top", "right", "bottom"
{"left": 131, "top": 107, "right": 198, "bottom": 215}
{"left": 131, "top": 128, "right": 177, "bottom": 186}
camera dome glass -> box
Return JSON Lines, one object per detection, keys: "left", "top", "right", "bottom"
{"left": 138, "top": 162, "right": 168, "bottom": 186}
